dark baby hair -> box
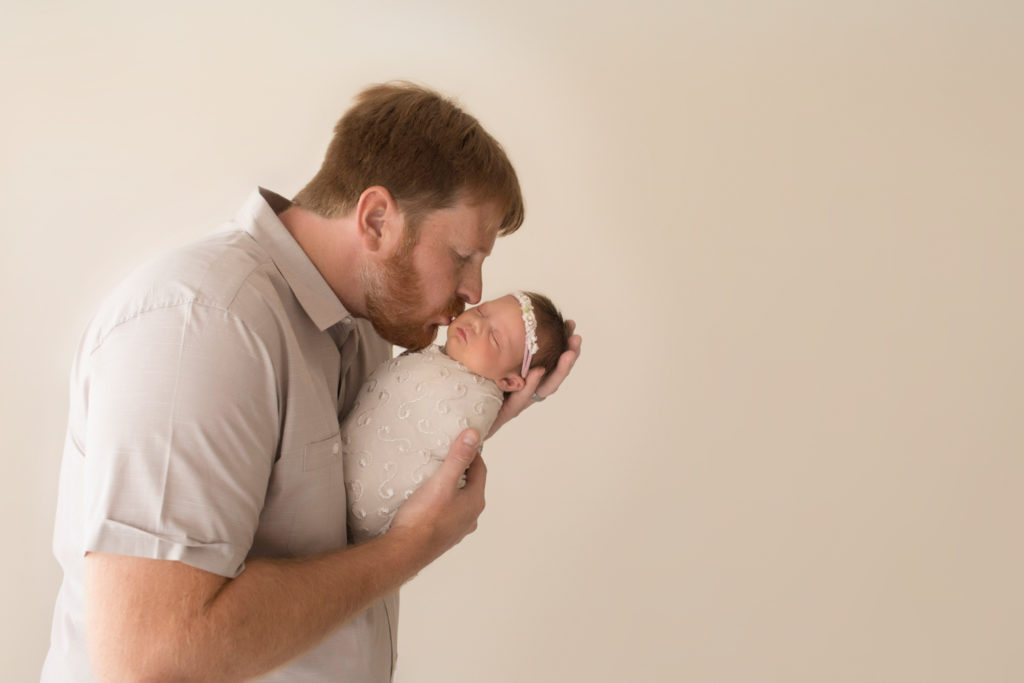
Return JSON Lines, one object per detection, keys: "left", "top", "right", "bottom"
{"left": 524, "top": 291, "right": 571, "bottom": 377}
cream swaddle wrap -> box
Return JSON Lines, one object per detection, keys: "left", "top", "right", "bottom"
{"left": 342, "top": 345, "right": 503, "bottom": 542}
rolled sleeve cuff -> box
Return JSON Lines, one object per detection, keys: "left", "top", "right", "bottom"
{"left": 84, "top": 519, "right": 248, "bottom": 578}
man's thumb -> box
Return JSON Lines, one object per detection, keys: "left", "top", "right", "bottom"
{"left": 441, "top": 428, "right": 480, "bottom": 475}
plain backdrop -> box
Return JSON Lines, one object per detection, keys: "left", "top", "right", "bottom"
{"left": 3, "top": 1, "right": 1022, "bottom": 681}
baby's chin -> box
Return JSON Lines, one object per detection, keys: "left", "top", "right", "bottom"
{"left": 441, "top": 341, "right": 467, "bottom": 367}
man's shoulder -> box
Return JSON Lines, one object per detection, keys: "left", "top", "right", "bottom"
{"left": 87, "top": 228, "right": 289, "bottom": 346}
{"left": 137, "top": 227, "right": 271, "bottom": 303}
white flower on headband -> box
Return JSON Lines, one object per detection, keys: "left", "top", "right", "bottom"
{"left": 513, "top": 291, "right": 539, "bottom": 377}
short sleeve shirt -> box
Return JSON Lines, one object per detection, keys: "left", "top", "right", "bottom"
{"left": 43, "top": 188, "right": 397, "bottom": 682}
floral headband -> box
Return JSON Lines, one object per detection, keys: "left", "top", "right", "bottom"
{"left": 513, "top": 291, "right": 539, "bottom": 378}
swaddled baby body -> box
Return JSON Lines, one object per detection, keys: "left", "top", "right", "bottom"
{"left": 342, "top": 291, "right": 570, "bottom": 542}
{"left": 342, "top": 345, "right": 502, "bottom": 541}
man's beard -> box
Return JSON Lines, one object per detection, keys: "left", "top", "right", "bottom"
{"left": 362, "top": 241, "right": 465, "bottom": 351}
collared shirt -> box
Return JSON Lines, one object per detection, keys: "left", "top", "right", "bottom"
{"left": 43, "top": 188, "right": 397, "bottom": 682}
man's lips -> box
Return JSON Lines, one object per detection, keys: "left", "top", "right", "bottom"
{"left": 434, "top": 314, "right": 458, "bottom": 327}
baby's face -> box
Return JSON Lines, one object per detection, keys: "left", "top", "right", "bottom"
{"left": 444, "top": 294, "right": 526, "bottom": 391}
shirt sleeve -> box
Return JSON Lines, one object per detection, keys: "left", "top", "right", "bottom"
{"left": 82, "top": 300, "right": 279, "bottom": 578}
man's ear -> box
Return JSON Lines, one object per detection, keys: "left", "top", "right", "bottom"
{"left": 497, "top": 373, "right": 526, "bottom": 393}
{"left": 355, "top": 186, "right": 399, "bottom": 253}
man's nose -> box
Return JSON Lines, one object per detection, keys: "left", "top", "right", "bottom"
{"left": 457, "top": 265, "right": 482, "bottom": 305}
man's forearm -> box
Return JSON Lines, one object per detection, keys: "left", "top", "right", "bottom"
{"left": 88, "top": 431, "right": 486, "bottom": 681}
{"left": 86, "top": 528, "right": 431, "bottom": 682}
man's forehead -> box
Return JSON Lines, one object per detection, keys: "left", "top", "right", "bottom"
{"left": 464, "top": 225, "right": 498, "bottom": 255}
{"left": 420, "top": 204, "right": 499, "bottom": 252}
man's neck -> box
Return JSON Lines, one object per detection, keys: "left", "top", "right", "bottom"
{"left": 278, "top": 205, "right": 369, "bottom": 318}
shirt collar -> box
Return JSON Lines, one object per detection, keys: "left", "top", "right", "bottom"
{"left": 238, "top": 187, "right": 352, "bottom": 331}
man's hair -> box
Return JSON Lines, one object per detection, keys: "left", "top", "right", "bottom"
{"left": 294, "top": 82, "right": 524, "bottom": 236}
{"left": 525, "top": 292, "right": 571, "bottom": 377}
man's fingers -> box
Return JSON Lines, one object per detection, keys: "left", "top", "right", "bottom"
{"left": 460, "top": 450, "right": 487, "bottom": 499}
{"left": 524, "top": 366, "right": 545, "bottom": 394}
{"left": 536, "top": 338, "right": 581, "bottom": 397}
{"left": 569, "top": 329, "right": 582, "bottom": 355}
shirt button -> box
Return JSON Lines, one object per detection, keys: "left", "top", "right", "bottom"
{"left": 332, "top": 442, "right": 340, "bottom": 455}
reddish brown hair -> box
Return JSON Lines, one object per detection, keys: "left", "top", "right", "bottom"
{"left": 294, "top": 82, "right": 524, "bottom": 235}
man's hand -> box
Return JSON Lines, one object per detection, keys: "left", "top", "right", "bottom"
{"left": 487, "top": 320, "right": 582, "bottom": 438}
{"left": 388, "top": 428, "right": 488, "bottom": 565}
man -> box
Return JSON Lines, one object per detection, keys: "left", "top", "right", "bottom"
{"left": 43, "top": 83, "right": 580, "bottom": 681}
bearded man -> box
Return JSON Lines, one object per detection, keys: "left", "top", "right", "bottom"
{"left": 43, "top": 82, "right": 580, "bottom": 682}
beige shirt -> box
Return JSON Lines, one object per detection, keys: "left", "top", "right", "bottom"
{"left": 43, "top": 188, "right": 397, "bottom": 682}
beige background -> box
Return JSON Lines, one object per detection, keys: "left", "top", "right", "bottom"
{"left": 3, "top": 1, "right": 1022, "bottom": 681}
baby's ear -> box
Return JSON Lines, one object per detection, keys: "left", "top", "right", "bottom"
{"left": 497, "top": 373, "right": 526, "bottom": 393}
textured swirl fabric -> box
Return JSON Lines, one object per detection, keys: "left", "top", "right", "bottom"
{"left": 342, "top": 345, "right": 503, "bottom": 542}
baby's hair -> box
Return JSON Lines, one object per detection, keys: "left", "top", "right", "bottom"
{"left": 523, "top": 291, "right": 571, "bottom": 377}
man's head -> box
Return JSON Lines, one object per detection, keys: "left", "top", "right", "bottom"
{"left": 294, "top": 81, "right": 524, "bottom": 239}
{"left": 294, "top": 82, "right": 524, "bottom": 350}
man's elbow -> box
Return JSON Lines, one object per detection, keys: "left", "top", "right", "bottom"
{"left": 84, "top": 553, "right": 234, "bottom": 681}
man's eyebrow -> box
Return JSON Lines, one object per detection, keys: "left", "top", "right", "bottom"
{"left": 464, "top": 245, "right": 492, "bottom": 258}
{"left": 466, "top": 233, "right": 494, "bottom": 257}
{"left": 454, "top": 242, "right": 491, "bottom": 259}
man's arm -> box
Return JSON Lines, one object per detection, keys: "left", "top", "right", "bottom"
{"left": 85, "top": 429, "right": 486, "bottom": 682}
{"left": 487, "top": 321, "right": 582, "bottom": 438}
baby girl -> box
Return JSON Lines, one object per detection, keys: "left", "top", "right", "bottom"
{"left": 342, "top": 291, "right": 570, "bottom": 542}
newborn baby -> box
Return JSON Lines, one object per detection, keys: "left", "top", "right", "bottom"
{"left": 342, "top": 291, "right": 569, "bottom": 542}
